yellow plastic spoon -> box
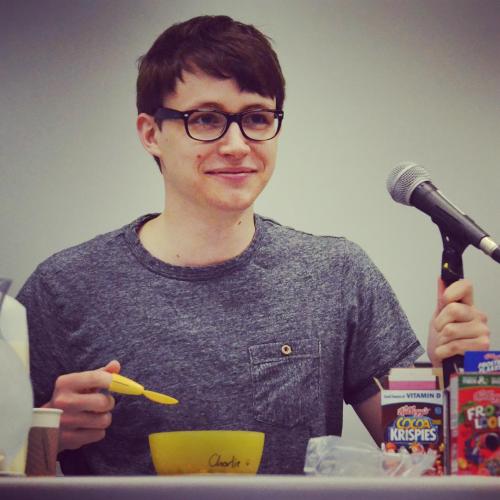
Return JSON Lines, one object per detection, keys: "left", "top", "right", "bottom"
{"left": 109, "top": 373, "right": 179, "bottom": 405}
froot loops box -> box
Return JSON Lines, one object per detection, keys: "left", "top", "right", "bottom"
{"left": 449, "top": 373, "right": 500, "bottom": 476}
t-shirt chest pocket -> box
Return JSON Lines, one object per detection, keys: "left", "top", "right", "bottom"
{"left": 248, "top": 338, "right": 320, "bottom": 428}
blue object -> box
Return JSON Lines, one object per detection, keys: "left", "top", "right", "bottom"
{"left": 464, "top": 351, "right": 500, "bottom": 373}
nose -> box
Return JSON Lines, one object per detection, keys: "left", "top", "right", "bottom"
{"left": 217, "top": 122, "right": 251, "bottom": 159}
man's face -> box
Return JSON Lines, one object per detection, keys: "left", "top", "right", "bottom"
{"left": 152, "top": 71, "right": 279, "bottom": 215}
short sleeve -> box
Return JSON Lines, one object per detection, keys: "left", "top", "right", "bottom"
{"left": 17, "top": 266, "right": 70, "bottom": 407}
{"left": 341, "top": 241, "right": 424, "bottom": 405}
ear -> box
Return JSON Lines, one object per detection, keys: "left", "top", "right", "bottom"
{"left": 137, "top": 113, "right": 163, "bottom": 158}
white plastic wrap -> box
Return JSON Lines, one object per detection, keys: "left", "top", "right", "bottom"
{"left": 304, "top": 436, "right": 437, "bottom": 477}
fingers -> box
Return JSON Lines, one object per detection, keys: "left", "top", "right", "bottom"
{"left": 46, "top": 360, "right": 120, "bottom": 452}
{"left": 435, "top": 277, "right": 446, "bottom": 313}
{"left": 60, "top": 409, "right": 113, "bottom": 430}
{"left": 434, "top": 336, "right": 490, "bottom": 361}
{"left": 101, "top": 359, "right": 121, "bottom": 374}
{"left": 54, "top": 370, "right": 113, "bottom": 393}
{"left": 428, "top": 279, "right": 489, "bottom": 366}
{"left": 52, "top": 391, "right": 115, "bottom": 413}
{"left": 441, "top": 278, "right": 474, "bottom": 307}
{"left": 434, "top": 318, "right": 490, "bottom": 349}
{"left": 54, "top": 391, "right": 115, "bottom": 452}
{"left": 433, "top": 302, "right": 482, "bottom": 332}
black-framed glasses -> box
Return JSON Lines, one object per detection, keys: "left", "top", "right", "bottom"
{"left": 153, "top": 107, "right": 284, "bottom": 142}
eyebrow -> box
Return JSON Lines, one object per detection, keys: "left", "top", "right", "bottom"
{"left": 187, "top": 101, "right": 275, "bottom": 112}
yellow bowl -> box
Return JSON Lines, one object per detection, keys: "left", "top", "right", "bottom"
{"left": 149, "top": 430, "right": 265, "bottom": 475}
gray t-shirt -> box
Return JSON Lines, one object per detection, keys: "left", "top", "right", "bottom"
{"left": 17, "top": 214, "right": 424, "bottom": 475}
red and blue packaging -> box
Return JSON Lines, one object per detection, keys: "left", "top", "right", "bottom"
{"left": 448, "top": 352, "right": 500, "bottom": 476}
{"left": 463, "top": 351, "right": 500, "bottom": 374}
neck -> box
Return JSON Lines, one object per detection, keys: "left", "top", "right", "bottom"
{"left": 139, "top": 206, "right": 256, "bottom": 267}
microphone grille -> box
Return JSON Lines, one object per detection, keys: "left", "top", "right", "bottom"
{"left": 387, "top": 162, "right": 431, "bottom": 205}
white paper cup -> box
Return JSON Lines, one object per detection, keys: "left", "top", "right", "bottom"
{"left": 25, "top": 408, "right": 63, "bottom": 476}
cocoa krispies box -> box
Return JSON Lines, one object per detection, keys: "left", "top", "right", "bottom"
{"left": 449, "top": 372, "right": 500, "bottom": 476}
{"left": 381, "top": 389, "right": 445, "bottom": 475}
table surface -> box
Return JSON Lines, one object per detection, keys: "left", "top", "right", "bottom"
{"left": 0, "top": 475, "right": 499, "bottom": 500}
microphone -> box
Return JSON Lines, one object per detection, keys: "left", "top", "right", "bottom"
{"left": 387, "top": 162, "right": 500, "bottom": 264}
{"left": 387, "top": 162, "right": 498, "bottom": 387}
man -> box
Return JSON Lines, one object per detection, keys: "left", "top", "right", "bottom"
{"left": 17, "top": 15, "right": 489, "bottom": 475}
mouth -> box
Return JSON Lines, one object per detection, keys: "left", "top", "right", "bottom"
{"left": 205, "top": 167, "right": 257, "bottom": 175}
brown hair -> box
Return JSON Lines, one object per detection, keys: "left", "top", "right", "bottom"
{"left": 137, "top": 15, "right": 286, "bottom": 169}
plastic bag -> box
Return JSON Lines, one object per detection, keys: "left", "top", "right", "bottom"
{"left": 304, "top": 436, "right": 436, "bottom": 477}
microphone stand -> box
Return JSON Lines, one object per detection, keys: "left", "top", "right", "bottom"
{"left": 439, "top": 228, "right": 468, "bottom": 388}
{"left": 439, "top": 230, "right": 469, "bottom": 475}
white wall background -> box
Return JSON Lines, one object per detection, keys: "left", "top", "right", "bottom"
{"left": 1, "top": 0, "right": 499, "bottom": 446}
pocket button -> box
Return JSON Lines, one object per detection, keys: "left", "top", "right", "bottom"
{"left": 281, "top": 344, "right": 293, "bottom": 356}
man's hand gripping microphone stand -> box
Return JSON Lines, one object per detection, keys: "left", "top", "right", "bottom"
{"left": 439, "top": 227, "right": 467, "bottom": 388}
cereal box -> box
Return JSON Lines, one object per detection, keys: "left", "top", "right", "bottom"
{"left": 449, "top": 373, "right": 500, "bottom": 476}
{"left": 464, "top": 351, "right": 500, "bottom": 374}
{"left": 381, "top": 389, "right": 445, "bottom": 475}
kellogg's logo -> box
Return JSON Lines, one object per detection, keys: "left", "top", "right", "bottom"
{"left": 473, "top": 390, "right": 500, "bottom": 405}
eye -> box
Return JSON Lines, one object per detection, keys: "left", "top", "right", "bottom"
{"left": 188, "top": 111, "right": 225, "bottom": 129}
{"left": 243, "top": 111, "right": 274, "bottom": 129}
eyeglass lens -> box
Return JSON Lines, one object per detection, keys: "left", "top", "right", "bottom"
{"left": 187, "top": 111, "right": 279, "bottom": 141}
